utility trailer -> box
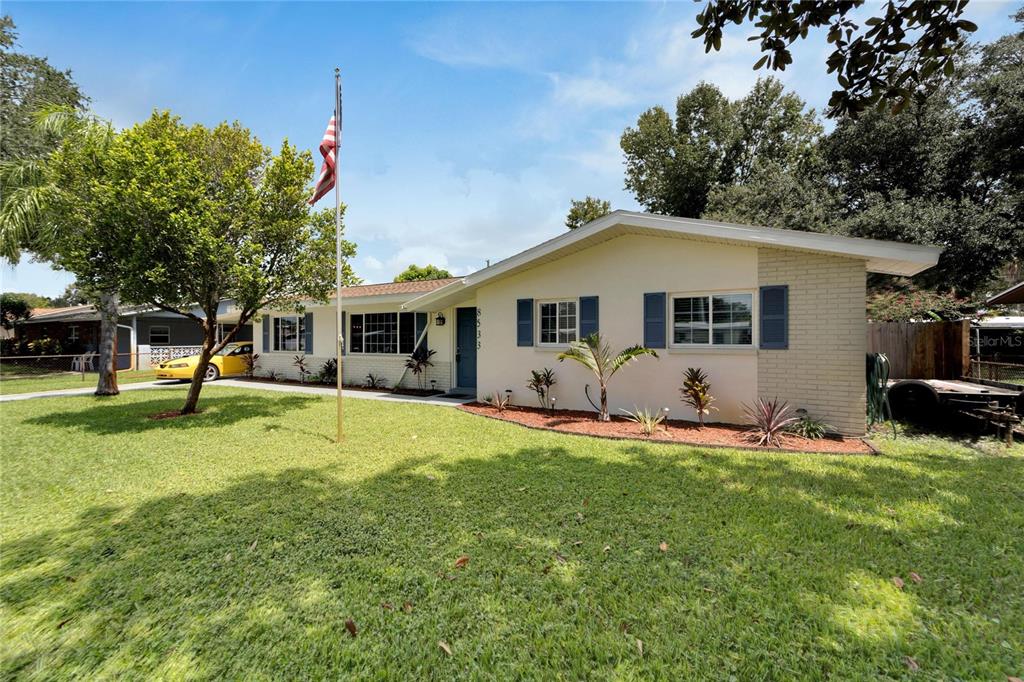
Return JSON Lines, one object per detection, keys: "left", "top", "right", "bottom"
{"left": 887, "top": 377, "right": 1023, "bottom": 443}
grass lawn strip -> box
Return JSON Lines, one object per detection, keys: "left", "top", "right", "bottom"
{"left": 1, "top": 386, "right": 1021, "bottom": 679}
{"left": 0, "top": 368, "right": 159, "bottom": 395}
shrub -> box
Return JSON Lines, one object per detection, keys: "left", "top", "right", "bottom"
{"left": 27, "top": 337, "right": 61, "bottom": 355}
{"left": 263, "top": 369, "right": 280, "bottom": 381}
{"left": 243, "top": 352, "right": 260, "bottom": 378}
{"left": 365, "top": 373, "right": 387, "bottom": 389}
{"left": 742, "top": 397, "right": 799, "bottom": 447}
{"left": 483, "top": 391, "right": 510, "bottom": 413}
{"left": 526, "top": 368, "right": 557, "bottom": 409}
{"left": 557, "top": 333, "right": 658, "bottom": 422}
{"left": 787, "top": 410, "right": 833, "bottom": 439}
{"left": 679, "top": 367, "right": 717, "bottom": 427}
{"left": 318, "top": 358, "right": 337, "bottom": 384}
{"left": 404, "top": 346, "right": 437, "bottom": 390}
{"left": 620, "top": 405, "right": 669, "bottom": 436}
{"left": 292, "top": 355, "right": 310, "bottom": 383}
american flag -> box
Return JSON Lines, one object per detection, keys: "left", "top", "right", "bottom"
{"left": 308, "top": 115, "right": 337, "bottom": 205}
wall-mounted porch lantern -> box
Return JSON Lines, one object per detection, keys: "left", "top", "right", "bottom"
{"left": 435, "top": 312, "right": 446, "bottom": 326}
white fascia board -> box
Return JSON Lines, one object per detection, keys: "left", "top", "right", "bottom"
{"left": 400, "top": 280, "right": 469, "bottom": 311}
{"left": 461, "top": 210, "right": 941, "bottom": 289}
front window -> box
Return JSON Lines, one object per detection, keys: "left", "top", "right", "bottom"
{"left": 68, "top": 325, "right": 80, "bottom": 342}
{"left": 672, "top": 293, "right": 752, "bottom": 346}
{"left": 272, "top": 316, "right": 306, "bottom": 352}
{"left": 348, "top": 312, "right": 422, "bottom": 354}
{"left": 539, "top": 300, "right": 577, "bottom": 345}
{"left": 149, "top": 325, "right": 170, "bottom": 346}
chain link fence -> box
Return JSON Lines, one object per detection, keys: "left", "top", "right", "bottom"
{"left": 969, "top": 359, "right": 1024, "bottom": 386}
{"left": 0, "top": 351, "right": 170, "bottom": 394}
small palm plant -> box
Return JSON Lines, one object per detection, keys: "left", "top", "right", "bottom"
{"left": 557, "top": 333, "right": 658, "bottom": 422}
{"left": 679, "top": 367, "right": 717, "bottom": 428}
{"left": 526, "top": 368, "right": 557, "bottom": 409}
{"left": 742, "top": 397, "right": 799, "bottom": 447}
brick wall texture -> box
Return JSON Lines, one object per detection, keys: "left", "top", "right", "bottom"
{"left": 757, "top": 249, "right": 867, "bottom": 436}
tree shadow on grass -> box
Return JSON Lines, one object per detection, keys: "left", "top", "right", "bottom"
{"left": 2, "top": 444, "right": 1021, "bottom": 679}
{"left": 22, "top": 393, "right": 319, "bottom": 435}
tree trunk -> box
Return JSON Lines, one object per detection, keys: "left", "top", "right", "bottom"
{"left": 181, "top": 320, "right": 216, "bottom": 415}
{"left": 94, "top": 290, "right": 120, "bottom": 396}
{"left": 600, "top": 385, "right": 609, "bottom": 422}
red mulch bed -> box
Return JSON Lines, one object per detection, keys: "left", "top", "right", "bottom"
{"left": 459, "top": 403, "right": 872, "bottom": 454}
{"left": 235, "top": 377, "right": 442, "bottom": 397}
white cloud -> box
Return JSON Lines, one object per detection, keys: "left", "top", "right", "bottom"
{"left": 407, "top": 12, "right": 542, "bottom": 70}
{"left": 343, "top": 148, "right": 638, "bottom": 283}
{"left": 548, "top": 73, "right": 635, "bottom": 108}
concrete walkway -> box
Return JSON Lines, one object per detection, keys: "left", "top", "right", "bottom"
{"left": 0, "top": 381, "right": 181, "bottom": 402}
{"left": 0, "top": 378, "right": 473, "bottom": 406}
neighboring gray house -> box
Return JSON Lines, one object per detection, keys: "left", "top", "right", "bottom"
{"left": 18, "top": 301, "right": 252, "bottom": 368}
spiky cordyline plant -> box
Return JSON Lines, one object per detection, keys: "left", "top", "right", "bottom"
{"left": 557, "top": 333, "right": 658, "bottom": 422}
{"left": 404, "top": 346, "right": 437, "bottom": 390}
{"left": 679, "top": 367, "right": 717, "bottom": 428}
{"left": 742, "top": 397, "right": 799, "bottom": 447}
{"left": 526, "top": 368, "right": 557, "bottom": 409}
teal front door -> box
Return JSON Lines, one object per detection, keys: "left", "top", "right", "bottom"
{"left": 456, "top": 307, "right": 477, "bottom": 389}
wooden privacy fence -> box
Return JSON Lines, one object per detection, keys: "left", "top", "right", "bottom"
{"left": 867, "top": 320, "right": 969, "bottom": 379}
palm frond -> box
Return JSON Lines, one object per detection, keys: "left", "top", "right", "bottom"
{"left": 0, "top": 160, "right": 45, "bottom": 189}
{"left": 0, "top": 184, "right": 65, "bottom": 262}
{"left": 557, "top": 343, "right": 599, "bottom": 374}
{"left": 609, "top": 344, "right": 658, "bottom": 376}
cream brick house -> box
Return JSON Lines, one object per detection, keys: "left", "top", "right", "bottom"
{"left": 254, "top": 211, "right": 940, "bottom": 435}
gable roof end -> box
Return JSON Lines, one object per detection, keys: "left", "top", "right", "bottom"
{"left": 403, "top": 211, "right": 942, "bottom": 311}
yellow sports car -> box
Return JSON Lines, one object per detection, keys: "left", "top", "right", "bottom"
{"left": 156, "top": 342, "right": 254, "bottom": 381}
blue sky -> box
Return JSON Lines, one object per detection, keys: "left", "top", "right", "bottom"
{"left": 2, "top": 0, "right": 1019, "bottom": 297}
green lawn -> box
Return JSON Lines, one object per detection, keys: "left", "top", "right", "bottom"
{"left": 2, "top": 387, "right": 1021, "bottom": 680}
{"left": 0, "top": 367, "right": 159, "bottom": 395}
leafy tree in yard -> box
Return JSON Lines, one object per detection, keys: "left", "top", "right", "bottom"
{"left": 77, "top": 112, "right": 358, "bottom": 414}
{"left": 1, "top": 291, "right": 51, "bottom": 308}
{"left": 0, "top": 17, "right": 86, "bottom": 161}
{"left": 632, "top": 17, "right": 1024, "bottom": 300}
{"left": 691, "top": 0, "right": 978, "bottom": 118}
{"left": 393, "top": 264, "right": 452, "bottom": 282}
{"left": 867, "top": 284, "right": 968, "bottom": 321}
{"left": 565, "top": 196, "right": 611, "bottom": 229}
{"left": 49, "top": 281, "right": 92, "bottom": 307}
{"left": 0, "top": 107, "right": 122, "bottom": 394}
{"left": 0, "top": 292, "right": 33, "bottom": 329}
{"left": 621, "top": 78, "right": 821, "bottom": 218}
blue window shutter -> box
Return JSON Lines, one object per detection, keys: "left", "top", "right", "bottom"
{"left": 579, "top": 296, "right": 599, "bottom": 338}
{"left": 759, "top": 285, "right": 788, "bottom": 349}
{"left": 341, "top": 311, "right": 346, "bottom": 356}
{"left": 643, "top": 292, "right": 666, "bottom": 349}
{"left": 517, "top": 299, "right": 534, "bottom": 347}
{"left": 262, "top": 316, "right": 270, "bottom": 352}
{"left": 304, "top": 312, "right": 314, "bottom": 355}
{"left": 415, "top": 312, "right": 428, "bottom": 350}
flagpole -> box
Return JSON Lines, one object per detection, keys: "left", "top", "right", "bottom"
{"left": 334, "top": 67, "right": 344, "bottom": 444}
